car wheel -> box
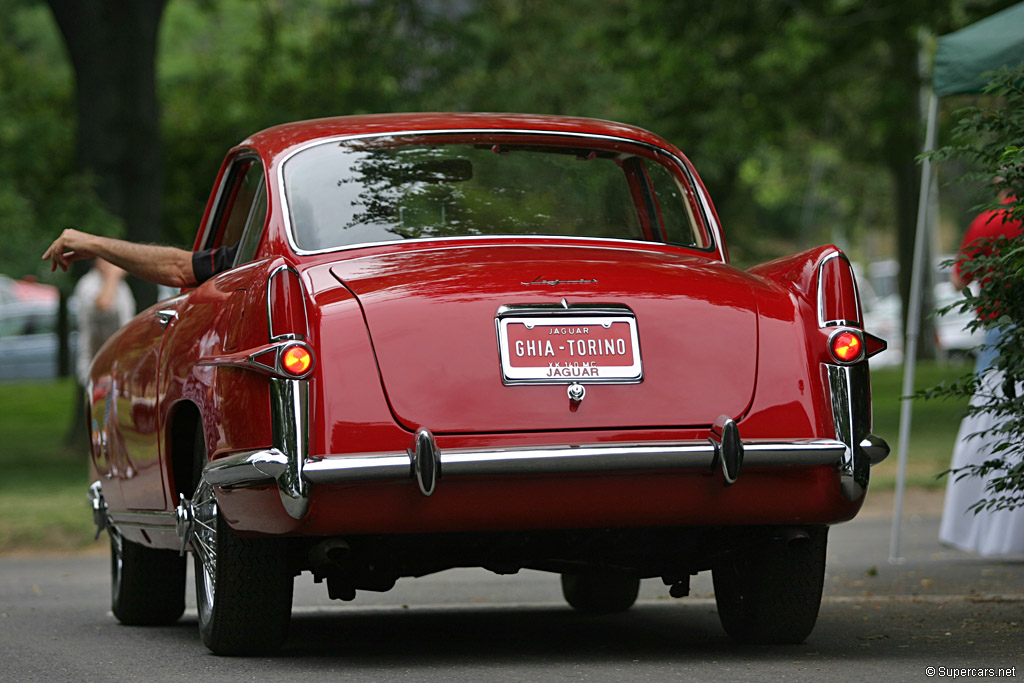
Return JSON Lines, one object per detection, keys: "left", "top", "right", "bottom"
{"left": 561, "top": 571, "right": 640, "bottom": 615}
{"left": 191, "top": 426, "right": 293, "bottom": 656}
{"left": 109, "top": 529, "right": 186, "bottom": 626}
{"left": 712, "top": 526, "right": 827, "bottom": 644}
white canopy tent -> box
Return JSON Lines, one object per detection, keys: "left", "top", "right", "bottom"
{"left": 889, "top": 1, "right": 1024, "bottom": 562}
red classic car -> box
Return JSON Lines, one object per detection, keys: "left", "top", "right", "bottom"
{"left": 86, "top": 113, "right": 889, "bottom": 655}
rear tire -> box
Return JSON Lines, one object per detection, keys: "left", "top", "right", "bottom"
{"left": 110, "top": 531, "right": 186, "bottom": 626}
{"left": 561, "top": 571, "right": 640, "bottom": 615}
{"left": 712, "top": 527, "right": 827, "bottom": 644}
{"left": 191, "top": 424, "right": 293, "bottom": 655}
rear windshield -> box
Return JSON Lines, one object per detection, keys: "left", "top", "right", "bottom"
{"left": 283, "top": 135, "right": 708, "bottom": 252}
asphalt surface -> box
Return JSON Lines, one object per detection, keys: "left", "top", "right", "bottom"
{"left": 0, "top": 490, "right": 1021, "bottom": 682}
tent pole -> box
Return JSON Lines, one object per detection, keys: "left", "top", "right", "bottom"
{"left": 889, "top": 90, "right": 939, "bottom": 564}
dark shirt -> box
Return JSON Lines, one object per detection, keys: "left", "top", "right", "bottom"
{"left": 191, "top": 244, "right": 239, "bottom": 285}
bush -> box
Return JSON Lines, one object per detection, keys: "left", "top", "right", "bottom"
{"left": 922, "top": 65, "right": 1024, "bottom": 513}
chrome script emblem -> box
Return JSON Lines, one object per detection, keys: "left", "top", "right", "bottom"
{"left": 522, "top": 276, "right": 598, "bottom": 286}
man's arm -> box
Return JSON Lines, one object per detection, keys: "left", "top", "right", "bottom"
{"left": 42, "top": 229, "right": 197, "bottom": 288}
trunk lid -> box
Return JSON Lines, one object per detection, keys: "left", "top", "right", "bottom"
{"left": 329, "top": 244, "right": 759, "bottom": 434}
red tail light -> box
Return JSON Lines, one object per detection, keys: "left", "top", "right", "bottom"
{"left": 830, "top": 330, "right": 863, "bottom": 363}
{"left": 817, "top": 252, "right": 860, "bottom": 328}
{"left": 268, "top": 266, "right": 308, "bottom": 340}
{"left": 281, "top": 344, "right": 313, "bottom": 376}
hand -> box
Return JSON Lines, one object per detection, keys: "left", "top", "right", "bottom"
{"left": 42, "top": 228, "right": 96, "bottom": 271}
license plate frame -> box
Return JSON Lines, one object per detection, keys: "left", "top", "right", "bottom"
{"left": 495, "top": 306, "right": 643, "bottom": 385}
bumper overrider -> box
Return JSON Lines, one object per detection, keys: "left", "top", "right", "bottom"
{"left": 188, "top": 363, "right": 888, "bottom": 524}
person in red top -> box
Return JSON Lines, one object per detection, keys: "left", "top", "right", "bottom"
{"left": 950, "top": 192, "right": 1022, "bottom": 372}
{"left": 951, "top": 192, "right": 1022, "bottom": 290}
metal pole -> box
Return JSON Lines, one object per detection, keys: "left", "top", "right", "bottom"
{"left": 889, "top": 91, "right": 939, "bottom": 564}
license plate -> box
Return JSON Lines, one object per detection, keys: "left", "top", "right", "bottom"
{"left": 496, "top": 315, "right": 642, "bottom": 384}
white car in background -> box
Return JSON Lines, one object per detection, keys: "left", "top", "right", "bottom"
{"left": 859, "top": 257, "right": 981, "bottom": 367}
{"left": 0, "top": 274, "right": 77, "bottom": 381}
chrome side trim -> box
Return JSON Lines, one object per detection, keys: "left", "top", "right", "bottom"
{"left": 106, "top": 510, "right": 177, "bottom": 531}
{"left": 206, "top": 438, "right": 847, "bottom": 490}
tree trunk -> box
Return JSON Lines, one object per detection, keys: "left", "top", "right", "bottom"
{"left": 886, "top": 30, "right": 937, "bottom": 361}
{"left": 47, "top": 0, "right": 167, "bottom": 310}
{"left": 47, "top": 0, "right": 166, "bottom": 449}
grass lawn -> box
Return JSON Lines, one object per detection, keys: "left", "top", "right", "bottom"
{"left": 0, "top": 361, "right": 973, "bottom": 554}
{"left": 0, "top": 379, "right": 96, "bottom": 553}
{"left": 868, "top": 359, "right": 972, "bottom": 490}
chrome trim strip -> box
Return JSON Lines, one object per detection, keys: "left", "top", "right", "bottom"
{"left": 816, "top": 251, "right": 862, "bottom": 329}
{"left": 496, "top": 303, "right": 636, "bottom": 318}
{"left": 305, "top": 453, "right": 413, "bottom": 482}
{"left": 270, "top": 377, "right": 310, "bottom": 518}
{"left": 197, "top": 339, "right": 315, "bottom": 380}
{"left": 211, "top": 438, "right": 847, "bottom": 489}
{"left": 275, "top": 128, "right": 722, "bottom": 261}
{"left": 826, "top": 362, "right": 873, "bottom": 500}
{"left": 198, "top": 150, "right": 260, "bottom": 251}
{"left": 106, "top": 510, "right": 177, "bottom": 530}
{"left": 267, "top": 264, "right": 308, "bottom": 342}
{"left": 203, "top": 448, "right": 289, "bottom": 487}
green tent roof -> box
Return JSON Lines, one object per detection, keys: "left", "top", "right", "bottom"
{"left": 934, "top": 1, "right": 1024, "bottom": 96}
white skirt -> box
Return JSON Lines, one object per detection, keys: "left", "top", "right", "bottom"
{"left": 939, "top": 371, "right": 1024, "bottom": 557}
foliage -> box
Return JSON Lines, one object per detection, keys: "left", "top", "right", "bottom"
{"left": 0, "top": 0, "right": 122, "bottom": 288}
{"left": 0, "top": 0, "right": 1018, "bottom": 284}
{"left": 920, "top": 66, "right": 1024, "bottom": 512}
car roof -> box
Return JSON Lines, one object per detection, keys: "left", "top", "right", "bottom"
{"left": 240, "top": 113, "right": 681, "bottom": 162}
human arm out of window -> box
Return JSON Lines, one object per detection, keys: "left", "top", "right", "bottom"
{"left": 42, "top": 229, "right": 198, "bottom": 288}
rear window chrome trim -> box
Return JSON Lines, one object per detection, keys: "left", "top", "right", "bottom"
{"left": 275, "top": 128, "right": 723, "bottom": 261}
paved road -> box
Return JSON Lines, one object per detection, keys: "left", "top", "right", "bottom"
{"left": 1, "top": 494, "right": 1021, "bottom": 682}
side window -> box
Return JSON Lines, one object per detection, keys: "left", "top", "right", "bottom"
{"left": 234, "top": 182, "right": 268, "bottom": 266}
{"left": 205, "top": 157, "right": 265, "bottom": 251}
{"left": 645, "top": 161, "right": 704, "bottom": 248}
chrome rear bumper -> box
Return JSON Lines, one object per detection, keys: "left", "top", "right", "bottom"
{"left": 203, "top": 434, "right": 871, "bottom": 500}
{"left": 197, "top": 362, "right": 889, "bottom": 522}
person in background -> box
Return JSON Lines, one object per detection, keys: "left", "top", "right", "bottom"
{"left": 948, "top": 187, "right": 1023, "bottom": 373}
{"left": 939, "top": 190, "right": 1023, "bottom": 557}
{"left": 71, "top": 259, "right": 135, "bottom": 385}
